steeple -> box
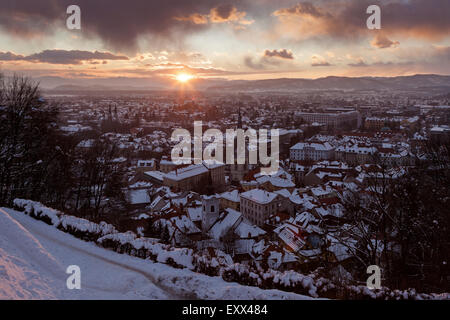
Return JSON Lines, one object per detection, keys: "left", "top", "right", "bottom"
{"left": 237, "top": 106, "right": 242, "bottom": 129}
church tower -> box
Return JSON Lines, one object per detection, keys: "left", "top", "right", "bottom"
{"left": 201, "top": 195, "right": 220, "bottom": 233}
{"left": 237, "top": 106, "right": 242, "bottom": 129}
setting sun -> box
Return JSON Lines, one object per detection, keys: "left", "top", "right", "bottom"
{"left": 175, "top": 73, "right": 194, "bottom": 83}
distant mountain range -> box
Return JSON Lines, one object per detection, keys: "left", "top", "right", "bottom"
{"left": 206, "top": 74, "right": 450, "bottom": 92}
{"left": 41, "top": 74, "right": 450, "bottom": 93}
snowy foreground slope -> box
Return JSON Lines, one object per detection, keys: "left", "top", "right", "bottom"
{"left": 0, "top": 207, "right": 313, "bottom": 300}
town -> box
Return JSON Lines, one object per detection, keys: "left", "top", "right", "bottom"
{"left": 1, "top": 0, "right": 449, "bottom": 306}
{"left": 2, "top": 78, "right": 446, "bottom": 299}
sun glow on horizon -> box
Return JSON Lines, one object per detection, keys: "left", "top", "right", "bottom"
{"left": 175, "top": 73, "right": 194, "bottom": 83}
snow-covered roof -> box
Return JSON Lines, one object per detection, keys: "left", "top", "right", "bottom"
{"left": 144, "top": 171, "right": 166, "bottom": 182}
{"left": 274, "top": 189, "right": 292, "bottom": 198}
{"left": 290, "top": 142, "right": 334, "bottom": 151}
{"left": 220, "top": 190, "right": 240, "bottom": 203}
{"left": 235, "top": 220, "right": 266, "bottom": 238}
{"left": 165, "top": 164, "right": 208, "bottom": 181}
{"left": 209, "top": 209, "right": 242, "bottom": 240}
{"left": 129, "top": 181, "right": 153, "bottom": 189}
{"left": 187, "top": 207, "right": 202, "bottom": 222}
{"left": 77, "top": 139, "right": 95, "bottom": 148}
{"left": 240, "top": 189, "right": 278, "bottom": 205}
{"left": 128, "top": 189, "right": 151, "bottom": 205}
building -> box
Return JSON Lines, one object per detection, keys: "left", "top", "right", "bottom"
{"left": 159, "top": 157, "right": 177, "bottom": 173}
{"left": 204, "top": 161, "right": 226, "bottom": 186}
{"left": 430, "top": 125, "right": 450, "bottom": 143}
{"left": 136, "top": 159, "right": 156, "bottom": 173}
{"left": 290, "top": 142, "right": 334, "bottom": 161}
{"left": 219, "top": 190, "right": 240, "bottom": 211}
{"left": 303, "top": 162, "right": 352, "bottom": 186}
{"left": 240, "top": 189, "right": 281, "bottom": 227}
{"left": 365, "top": 117, "right": 401, "bottom": 131}
{"left": 163, "top": 161, "right": 225, "bottom": 192}
{"left": 278, "top": 129, "right": 303, "bottom": 157}
{"left": 201, "top": 196, "right": 220, "bottom": 233}
{"left": 296, "top": 110, "right": 360, "bottom": 129}
{"left": 142, "top": 171, "right": 165, "bottom": 185}
{"left": 335, "top": 145, "right": 377, "bottom": 165}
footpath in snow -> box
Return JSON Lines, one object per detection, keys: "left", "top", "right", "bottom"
{"left": 0, "top": 207, "right": 312, "bottom": 300}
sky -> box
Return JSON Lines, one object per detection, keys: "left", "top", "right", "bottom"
{"left": 0, "top": 0, "right": 449, "bottom": 88}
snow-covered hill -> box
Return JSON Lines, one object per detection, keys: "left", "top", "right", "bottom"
{"left": 0, "top": 207, "right": 312, "bottom": 300}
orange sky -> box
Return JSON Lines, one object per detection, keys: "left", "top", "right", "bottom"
{"left": 0, "top": 0, "right": 449, "bottom": 87}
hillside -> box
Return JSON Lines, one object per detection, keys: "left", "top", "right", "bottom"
{"left": 206, "top": 74, "right": 450, "bottom": 92}
{"left": 0, "top": 207, "right": 312, "bottom": 300}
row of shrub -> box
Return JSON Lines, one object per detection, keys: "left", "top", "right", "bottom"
{"left": 14, "top": 199, "right": 117, "bottom": 241}
{"left": 12, "top": 199, "right": 447, "bottom": 300}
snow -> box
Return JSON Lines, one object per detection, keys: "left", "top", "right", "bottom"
{"left": 59, "top": 215, "right": 117, "bottom": 236}
{"left": 76, "top": 139, "right": 95, "bottom": 148}
{"left": 128, "top": 189, "right": 151, "bottom": 205}
{"left": 274, "top": 189, "right": 292, "bottom": 198}
{"left": 290, "top": 142, "right": 333, "bottom": 151}
{"left": 165, "top": 164, "right": 208, "bottom": 181}
{"left": 235, "top": 221, "right": 266, "bottom": 238}
{"left": 187, "top": 207, "right": 202, "bottom": 222}
{"left": 240, "top": 189, "right": 278, "bottom": 205}
{"left": 129, "top": 181, "right": 153, "bottom": 189}
{"left": 144, "top": 170, "right": 165, "bottom": 182}
{"left": 327, "top": 235, "right": 356, "bottom": 262}
{"left": 209, "top": 209, "right": 242, "bottom": 240}
{"left": 220, "top": 190, "right": 240, "bottom": 203}
{"left": 14, "top": 198, "right": 61, "bottom": 225}
{"left": 0, "top": 207, "right": 313, "bottom": 300}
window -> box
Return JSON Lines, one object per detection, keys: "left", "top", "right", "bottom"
{"left": 210, "top": 205, "right": 215, "bottom": 212}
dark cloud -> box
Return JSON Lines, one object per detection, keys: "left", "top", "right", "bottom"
{"left": 311, "top": 61, "right": 332, "bottom": 67}
{"left": 264, "top": 49, "right": 294, "bottom": 60}
{"left": 0, "top": 52, "right": 25, "bottom": 61}
{"left": 211, "top": 4, "right": 235, "bottom": 21}
{"left": 0, "top": 0, "right": 232, "bottom": 51}
{"left": 347, "top": 60, "right": 405, "bottom": 68}
{"left": 0, "top": 0, "right": 62, "bottom": 38}
{"left": 273, "top": 0, "right": 450, "bottom": 41}
{"left": 1, "top": 0, "right": 448, "bottom": 53}
{"left": 0, "top": 49, "right": 129, "bottom": 65}
{"left": 245, "top": 49, "right": 295, "bottom": 70}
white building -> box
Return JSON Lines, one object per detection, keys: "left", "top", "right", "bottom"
{"left": 290, "top": 142, "right": 334, "bottom": 161}
{"left": 240, "top": 189, "right": 281, "bottom": 227}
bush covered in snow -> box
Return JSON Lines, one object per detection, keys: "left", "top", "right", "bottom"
{"left": 13, "top": 198, "right": 60, "bottom": 226}
{"left": 12, "top": 198, "right": 448, "bottom": 300}
{"left": 13, "top": 199, "right": 117, "bottom": 241}
{"left": 97, "top": 232, "right": 195, "bottom": 270}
